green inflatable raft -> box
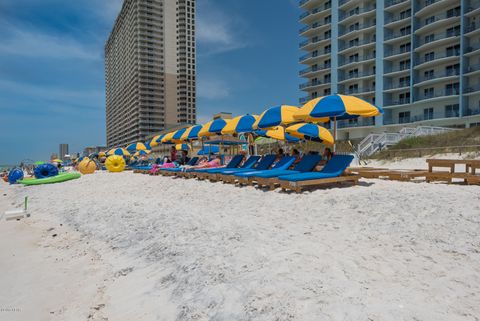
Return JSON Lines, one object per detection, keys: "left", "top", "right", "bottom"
{"left": 18, "top": 172, "right": 81, "bottom": 186}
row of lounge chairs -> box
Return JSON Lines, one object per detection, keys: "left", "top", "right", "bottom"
{"left": 137, "top": 153, "right": 359, "bottom": 193}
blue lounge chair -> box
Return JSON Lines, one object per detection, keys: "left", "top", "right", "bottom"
{"left": 195, "top": 155, "right": 262, "bottom": 180}
{"left": 216, "top": 154, "right": 278, "bottom": 182}
{"left": 277, "top": 154, "right": 359, "bottom": 192}
{"left": 161, "top": 157, "right": 199, "bottom": 175}
{"left": 250, "top": 154, "right": 322, "bottom": 189}
{"left": 224, "top": 156, "right": 297, "bottom": 185}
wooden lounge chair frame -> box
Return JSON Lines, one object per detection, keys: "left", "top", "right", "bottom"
{"left": 278, "top": 174, "right": 360, "bottom": 193}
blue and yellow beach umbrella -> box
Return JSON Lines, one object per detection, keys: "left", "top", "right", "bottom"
{"left": 161, "top": 131, "right": 178, "bottom": 144}
{"left": 180, "top": 124, "right": 203, "bottom": 141}
{"left": 126, "top": 142, "right": 149, "bottom": 152}
{"left": 107, "top": 148, "right": 131, "bottom": 157}
{"left": 134, "top": 150, "right": 151, "bottom": 157}
{"left": 294, "top": 94, "right": 383, "bottom": 122}
{"left": 175, "top": 143, "right": 191, "bottom": 151}
{"left": 221, "top": 114, "right": 258, "bottom": 134}
{"left": 198, "top": 118, "right": 228, "bottom": 137}
{"left": 286, "top": 123, "right": 334, "bottom": 146}
{"left": 149, "top": 135, "right": 162, "bottom": 147}
{"left": 256, "top": 126, "right": 299, "bottom": 142}
{"left": 254, "top": 105, "right": 300, "bottom": 129}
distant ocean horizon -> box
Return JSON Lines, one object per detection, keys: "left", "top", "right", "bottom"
{"left": 0, "top": 165, "right": 14, "bottom": 171}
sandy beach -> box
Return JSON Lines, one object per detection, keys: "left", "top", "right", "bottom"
{"left": 1, "top": 161, "right": 480, "bottom": 321}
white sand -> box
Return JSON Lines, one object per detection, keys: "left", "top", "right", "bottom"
{"left": 1, "top": 169, "right": 480, "bottom": 321}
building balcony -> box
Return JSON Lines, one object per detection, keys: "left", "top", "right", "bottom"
{"left": 384, "top": 31, "right": 411, "bottom": 42}
{"left": 414, "top": 70, "right": 460, "bottom": 86}
{"left": 416, "top": 0, "right": 459, "bottom": 17}
{"left": 384, "top": 99, "right": 411, "bottom": 107}
{"left": 384, "top": 83, "right": 410, "bottom": 91}
{"left": 465, "top": 108, "right": 480, "bottom": 116}
{"left": 338, "top": 54, "right": 376, "bottom": 67}
{"left": 384, "top": 65, "right": 410, "bottom": 75}
{"left": 338, "top": 71, "right": 375, "bottom": 82}
{"left": 465, "top": 43, "right": 480, "bottom": 56}
{"left": 414, "top": 52, "right": 460, "bottom": 68}
{"left": 465, "top": 23, "right": 480, "bottom": 36}
{"left": 385, "top": 0, "right": 409, "bottom": 10}
{"left": 299, "top": 35, "right": 331, "bottom": 50}
{"left": 415, "top": 89, "right": 459, "bottom": 102}
{"left": 465, "top": 0, "right": 480, "bottom": 16}
{"left": 299, "top": 50, "right": 331, "bottom": 64}
{"left": 464, "top": 84, "right": 480, "bottom": 95}
{"left": 338, "top": 22, "right": 376, "bottom": 38}
{"left": 415, "top": 12, "right": 461, "bottom": 34}
{"left": 384, "top": 112, "right": 460, "bottom": 125}
{"left": 299, "top": 80, "right": 330, "bottom": 90}
{"left": 300, "top": 23, "right": 331, "bottom": 37}
{"left": 338, "top": 39, "right": 375, "bottom": 53}
{"left": 384, "top": 13, "right": 412, "bottom": 27}
{"left": 299, "top": 5, "right": 331, "bottom": 22}
{"left": 339, "top": 6, "right": 375, "bottom": 23}
{"left": 299, "top": 65, "right": 331, "bottom": 76}
{"left": 416, "top": 32, "right": 460, "bottom": 51}
{"left": 343, "top": 87, "right": 375, "bottom": 95}
{"left": 337, "top": 117, "right": 375, "bottom": 128}
{"left": 384, "top": 48, "right": 411, "bottom": 59}
{"left": 464, "top": 64, "right": 480, "bottom": 76}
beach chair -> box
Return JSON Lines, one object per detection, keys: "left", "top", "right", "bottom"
{"left": 179, "top": 154, "right": 243, "bottom": 179}
{"left": 160, "top": 157, "right": 199, "bottom": 176}
{"left": 216, "top": 154, "right": 277, "bottom": 183}
{"left": 196, "top": 155, "right": 261, "bottom": 180}
{"left": 277, "top": 154, "right": 359, "bottom": 193}
{"left": 252, "top": 154, "right": 322, "bottom": 190}
{"left": 226, "top": 156, "right": 297, "bottom": 185}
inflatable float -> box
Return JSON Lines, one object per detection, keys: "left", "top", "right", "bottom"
{"left": 105, "top": 155, "right": 126, "bottom": 172}
{"left": 18, "top": 172, "right": 81, "bottom": 186}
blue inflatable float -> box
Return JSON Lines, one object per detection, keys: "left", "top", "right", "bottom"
{"left": 8, "top": 168, "right": 24, "bottom": 184}
{"left": 34, "top": 164, "right": 59, "bottom": 179}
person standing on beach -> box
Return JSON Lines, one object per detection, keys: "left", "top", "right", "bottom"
{"left": 170, "top": 146, "right": 177, "bottom": 163}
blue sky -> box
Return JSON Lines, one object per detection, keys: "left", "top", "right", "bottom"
{"left": 0, "top": 0, "right": 302, "bottom": 164}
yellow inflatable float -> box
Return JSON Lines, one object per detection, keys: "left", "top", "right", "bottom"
{"left": 105, "top": 155, "right": 126, "bottom": 172}
{"left": 78, "top": 158, "right": 97, "bottom": 174}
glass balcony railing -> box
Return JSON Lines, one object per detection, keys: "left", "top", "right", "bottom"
{"left": 416, "top": 51, "right": 460, "bottom": 65}
{"left": 343, "top": 87, "right": 375, "bottom": 95}
{"left": 417, "top": 31, "right": 461, "bottom": 47}
{"left": 298, "top": 36, "right": 331, "bottom": 49}
{"left": 299, "top": 22, "right": 330, "bottom": 34}
{"left": 465, "top": 0, "right": 480, "bottom": 13}
{"left": 339, "top": 22, "right": 376, "bottom": 37}
{"left": 465, "top": 43, "right": 480, "bottom": 53}
{"left": 384, "top": 83, "right": 410, "bottom": 90}
{"left": 385, "top": 12, "right": 412, "bottom": 25}
{"left": 338, "top": 54, "right": 376, "bottom": 66}
{"left": 416, "top": 89, "right": 460, "bottom": 102}
{"left": 299, "top": 65, "right": 331, "bottom": 75}
{"left": 465, "top": 23, "right": 479, "bottom": 34}
{"left": 464, "top": 84, "right": 480, "bottom": 93}
{"left": 339, "top": 39, "right": 375, "bottom": 51}
{"left": 416, "top": 70, "right": 460, "bottom": 83}
{"left": 384, "top": 99, "right": 410, "bottom": 106}
{"left": 299, "top": 80, "right": 330, "bottom": 89}
{"left": 384, "top": 48, "right": 411, "bottom": 58}
{"left": 299, "top": 5, "right": 331, "bottom": 20}
{"left": 384, "top": 65, "right": 410, "bottom": 74}
{"left": 418, "top": 12, "right": 461, "bottom": 29}
{"left": 465, "top": 108, "right": 480, "bottom": 116}
{"left": 299, "top": 49, "right": 331, "bottom": 62}
{"left": 418, "top": 0, "right": 440, "bottom": 12}
{"left": 384, "top": 31, "right": 411, "bottom": 41}
{"left": 385, "top": 0, "right": 409, "bottom": 9}
{"left": 465, "top": 64, "right": 480, "bottom": 74}
{"left": 339, "top": 6, "right": 376, "bottom": 21}
{"left": 338, "top": 71, "right": 375, "bottom": 81}
{"left": 337, "top": 118, "right": 375, "bottom": 128}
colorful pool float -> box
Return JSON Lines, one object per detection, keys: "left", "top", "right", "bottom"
{"left": 18, "top": 172, "right": 81, "bottom": 186}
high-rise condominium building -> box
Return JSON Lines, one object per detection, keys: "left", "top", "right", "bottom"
{"left": 299, "top": 0, "right": 480, "bottom": 140}
{"left": 59, "top": 144, "right": 69, "bottom": 159}
{"left": 105, "top": 0, "right": 196, "bottom": 148}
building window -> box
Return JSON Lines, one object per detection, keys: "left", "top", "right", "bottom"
{"left": 447, "top": 6, "right": 461, "bottom": 17}
{"left": 425, "top": 16, "right": 435, "bottom": 25}
{"left": 399, "top": 111, "right": 411, "bottom": 123}
{"left": 445, "top": 83, "right": 459, "bottom": 95}
{"left": 424, "top": 34, "right": 435, "bottom": 43}
{"left": 424, "top": 52, "right": 435, "bottom": 62}
{"left": 446, "top": 25, "right": 461, "bottom": 37}
{"left": 349, "top": 68, "right": 359, "bottom": 78}
{"left": 446, "top": 64, "right": 460, "bottom": 76}
{"left": 400, "top": 42, "right": 411, "bottom": 53}
{"left": 400, "top": 26, "right": 411, "bottom": 36}
{"left": 424, "top": 108, "right": 434, "bottom": 120}
{"left": 446, "top": 44, "right": 460, "bottom": 56}
{"left": 424, "top": 70, "right": 434, "bottom": 80}
{"left": 324, "top": 88, "right": 331, "bottom": 95}
{"left": 399, "top": 59, "right": 410, "bottom": 70}
{"left": 424, "top": 87, "right": 434, "bottom": 98}
{"left": 445, "top": 104, "right": 460, "bottom": 117}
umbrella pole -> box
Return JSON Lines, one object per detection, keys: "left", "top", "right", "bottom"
{"left": 333, "top": 116, "right": 337, "bottom": 152}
